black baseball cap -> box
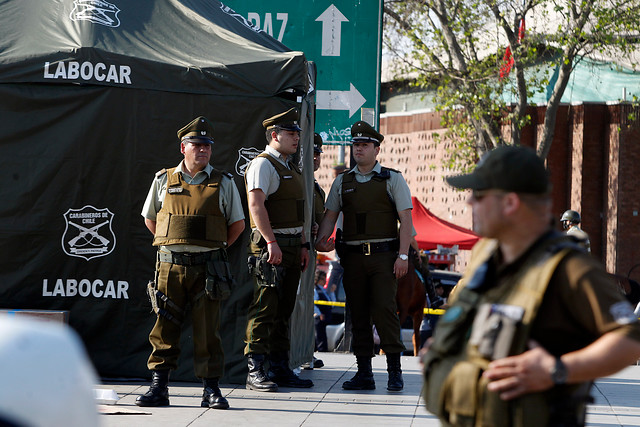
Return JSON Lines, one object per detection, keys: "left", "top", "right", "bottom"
{"left": 446, "top": 145, "right": 549, "bottom": 194}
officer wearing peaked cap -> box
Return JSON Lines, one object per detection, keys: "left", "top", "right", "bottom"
{"left": 306, "top": 132, "right": 327, "bottom": 368}
{"left": 244, "top": 107, "right": 313, "bottom": 391}
{"left": 422, "top": 145, "right": 640, "bottom": 426}
{"left": 351, "top": 120, "right": 384, "bottom": 144}
{"left": 312, "top": 133, "right": 325, "bottom": 230}
{"left": 261, "top": 107, "right": 303, "bottom": 131}
{"left": 315, "top": 121, "right": 413, "bottom": 392}
{"left": 138, "top": 116, "right": 245, "bottom": 410}
{"left": 177, "top": 116, "right": 216, "bottom": 142}
{"left": 314, "top": 132, "right": 324, "bottom": 153}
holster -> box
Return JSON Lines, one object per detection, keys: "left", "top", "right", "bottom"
{"left": 250, "top": 228, "right": 267, "bottom": 248}
{"left": 335, "top": 228, "right": 346, "bottom": 259}
{"left": 146, "top": 279, "right": 184, "bottom": 326}
{"left": 248, "top": 252, "right": 286, "bottom": 288}
{"left": 205, "top": 255, "right": 234, "bottom": 300}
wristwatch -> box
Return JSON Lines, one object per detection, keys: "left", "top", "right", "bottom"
{"left": 398, "top": 253, "right": 408, "bottom": 261}
{"left": 550, "top": 357, "right": 568, "bottom": 385}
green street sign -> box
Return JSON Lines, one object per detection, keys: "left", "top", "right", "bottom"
{"left": 223, "top": 0, "right": 383, "bottom": 142}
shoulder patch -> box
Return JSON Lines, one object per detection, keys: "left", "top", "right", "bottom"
{"left": 610, "top": 301, "right": 637, "bottom": 325}
{"left": 155, "top": 168, "right": 167, "bottom": 178}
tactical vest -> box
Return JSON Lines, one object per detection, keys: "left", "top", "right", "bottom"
{"left": 341, "top": 168, "right": 398, "bottom": 241}
{"left": 423, "top": 236, "right": 589, "bottom": 427}
{"left": 153, "top": 168, "right": 227, "bottom": 248}
{"left": 247, "top": 152, "right": 304, "bottom": 230}
{"left": 313, "top": 181, "right": 325, "bottom": 224}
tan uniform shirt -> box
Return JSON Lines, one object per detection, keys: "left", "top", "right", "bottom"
{"left": 244, "top": 145, "right": 303, "bottom": 235}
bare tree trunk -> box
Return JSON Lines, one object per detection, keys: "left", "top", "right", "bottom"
{"left": 538, "top": 58, "right": 574, "bottom": 160}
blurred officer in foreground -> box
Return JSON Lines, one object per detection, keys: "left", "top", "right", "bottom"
{"left": 138, "top": 116, "right": 245, "bottom": 409}
{"left": 244, "top": 107, "right": 312, "bottom": 391}
{"left": 422, "top": 145, "right": 640, "bottom": 426}
{"left": 316, "top": 121, "right": 413, "bottom": 392}
{"left": 561, "top": 209, "right": 591, "bottom": 252}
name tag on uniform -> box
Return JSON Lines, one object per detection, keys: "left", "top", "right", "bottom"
{"left": 344, "top": 188, "right": 355, "bottom": 194}
{"left": 469, "top": 303, "right": 524, "bottom": 360}
{"left": 167, "top": 187, "right": 183, "bottom": 194}
{"left": 283, "top": 175, "right": 293, "bottom": 179}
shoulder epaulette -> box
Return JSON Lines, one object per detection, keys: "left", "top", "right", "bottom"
{"left": 210, "top": 168, "right": 234, "bottom": 180}
{"left": 375, "top": 167, "right": 398, "bottom": 179}
{"left": 155, "top": 168, "right": 167, "bottom": 178}
{"left": 382, "top": 166, "right": 401, "bottom": 174}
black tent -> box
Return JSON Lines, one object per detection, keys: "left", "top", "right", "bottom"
{"left": 0, "top": 0, "right": 315, "bottom": 383}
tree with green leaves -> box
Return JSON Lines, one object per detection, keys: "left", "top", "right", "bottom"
{"left": 383, "top": 0, "right": 640, "bottom": 168}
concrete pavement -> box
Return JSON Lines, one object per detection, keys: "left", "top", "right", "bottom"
{"left": 98, "top": 353, "right": 640, "bottom": 426}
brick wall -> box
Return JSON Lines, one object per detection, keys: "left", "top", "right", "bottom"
{"left": 314, "top": 104, "right": 640, "bottom": 279}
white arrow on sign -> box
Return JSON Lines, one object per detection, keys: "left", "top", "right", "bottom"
{"left": 315, "top": 4, "right": 348, "bottom": 57}
{"left": 316, "top": 83, "right": 366, "bottom": 117}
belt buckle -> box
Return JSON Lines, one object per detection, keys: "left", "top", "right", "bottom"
{"left": 363, "top": 242, "right": 371, "bottom": 256}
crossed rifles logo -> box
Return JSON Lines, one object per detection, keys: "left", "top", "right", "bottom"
{"left": 69, "top": 0, "right": 121, "bottom": 28}
{"left": 236, "top": 147, "right": 261, "bottom": 176}
{"left": 62, "top": 206, "right": 116, "bottom": 260}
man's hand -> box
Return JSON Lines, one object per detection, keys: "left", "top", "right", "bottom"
{"left": 315, "top": 236, "right": 335, "bottom": 252}
{"left": 483, "top": 341, "right": 556, "bottom": 400}
{"left": 267, "top": 241, "right": 283, "bottom": 265}
{"left": 301, "top": 247, "right": 310, "bottom": 272}
{"left": 393, "top": 258, "right": 408, "bottom": 279}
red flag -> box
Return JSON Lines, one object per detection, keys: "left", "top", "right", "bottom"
{"left": 499, "top": 17, "right": 525, "bottom": 79}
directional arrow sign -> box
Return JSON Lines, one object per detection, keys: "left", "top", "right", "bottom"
{"left": 316, "top": 83, "right": 366, "bottom": 118}
{"left": 315, "top": 4, "right": 348, "bottom": 57}
{"left": 226, "top": 0, "right": 383, "bottom": 141}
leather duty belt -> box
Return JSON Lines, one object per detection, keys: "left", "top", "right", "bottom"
{"left": 273, "top": 233, "right": 302, "bottom": 247}
{"left": 343, "top": 239, "right": 399, "bottom": 255}
{"left": 157, "top": 251, "right": 213, "bottom": 266}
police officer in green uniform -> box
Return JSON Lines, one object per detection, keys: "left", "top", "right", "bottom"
{"left": 137, "top": 116, "right": 245, "bottom": 409}
{"left": 304, "top": 133, "right": 326, "bottom": 370}
{"left": 423, "top": 145, "right": 640, "bottom": 426}
{"left": 244, "top": 107, "right": 313, "bottom": 391}
{"left": 315, "top": 121, "right": 413, "bottom": 392}
{"left": 312, "top": 133, "right": 326, "bottom": 238}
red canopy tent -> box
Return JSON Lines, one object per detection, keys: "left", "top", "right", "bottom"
{"left": 411, "top": 197, "right": 479, "bottom": 251}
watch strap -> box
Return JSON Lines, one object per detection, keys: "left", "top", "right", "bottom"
{"left": 550, "top": 357, "right": 568, "bottom": 385}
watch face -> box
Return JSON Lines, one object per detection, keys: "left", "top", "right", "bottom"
{"left": 399, "top": 254, "right": 408, "bottom": 261}
{"left": 551, "top": 358, "right": 568, "bottom": 385}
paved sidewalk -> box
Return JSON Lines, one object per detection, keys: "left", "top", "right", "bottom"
{"left": 98, "top": 353, "right": 640, "bottom": 426}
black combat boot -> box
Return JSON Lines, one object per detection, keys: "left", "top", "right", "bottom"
{"left": 342, "top": 356, "right": 375, "bottom": 390}
{"left": 386, "top": 352, "right": 404, "bottom": 391}
{"left": 268, "top": 352, "right": 314, "bottom": 388}
{"left": 201, "top": 378, "right": 229, "bottom": 409}
{"left": 246, "top": 353, "right": 278, "bottom": 392}
{"left": 135, "top": 370, "right": 170, "bottom": 407}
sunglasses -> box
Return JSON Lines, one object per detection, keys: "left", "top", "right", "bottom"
{"left": 471, "top": 189, "right": 506, "bottom": 201}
